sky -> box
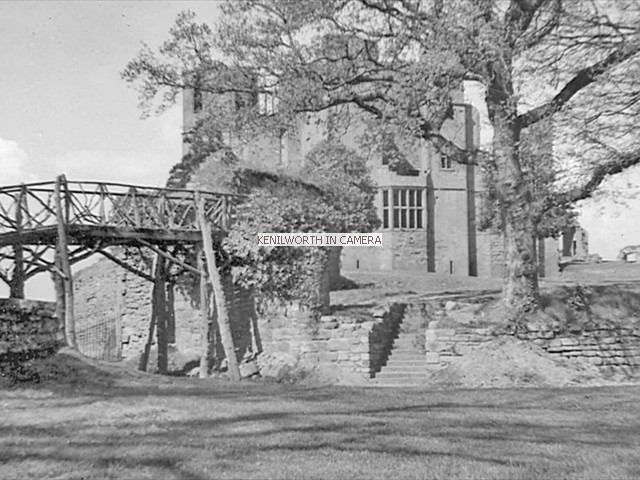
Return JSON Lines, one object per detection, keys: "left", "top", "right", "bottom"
{"left": 0, "top": 1, "right": 638, "bottom": 299}
{"left": 0, "top": 1, "right": 221, "bottom": 188}
{"left": 0, "top": 1, "right": 221, "bottom": 299}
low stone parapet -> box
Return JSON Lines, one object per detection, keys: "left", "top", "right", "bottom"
{"left": 0, "top": 298, "right": 64, "bottom": 360}
{"left": 425, "top": 320, "right": 640, "bottom": 374}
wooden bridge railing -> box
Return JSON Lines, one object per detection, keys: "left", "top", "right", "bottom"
{"left": 0, "top": 176, "right": 243, "bottom": 370}
{"left": 0, "top": 177, "right": 235, "bottom": 239}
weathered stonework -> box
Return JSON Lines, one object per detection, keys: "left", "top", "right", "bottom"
{"left": 256, "top": 302, "right": 403, "bottom": 380}
{"left": 425, "top": 320, "right": 640, "bottom": 374}
{"left": 0, "top": 298, "right": 63, "bottom": 359}
{"left": 74, "top": 257, "right": 255, "bottom": 367}
{"left": 73, "top": 255, "right": 406, "bottom": 381}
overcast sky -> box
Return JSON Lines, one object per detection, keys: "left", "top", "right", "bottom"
{"left": 0, "top": 1, "right": 220, "bottom": 187}
{"left": 0, "top": 1, "right": 638, "bottom": 299}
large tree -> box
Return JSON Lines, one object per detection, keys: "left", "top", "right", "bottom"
{"left": 124, "top": 1, "right": 640, "bottom": 319}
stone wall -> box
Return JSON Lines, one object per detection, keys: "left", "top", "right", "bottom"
{"left": 257, "top": 302, "right": 404, "bottom": 380}
{"left": 74, "top": 257, "right": 255, "bottom": 367}
{"left": 74, "top": 256, "right": 406, "bottom": 381}
{"left": 74, "top": 259, "right": 124, "bottom": 360}
{"left": 0, "top": 298, "right": 63, "bottom": 360}
{"left": 424, "top": 322, "right": 493, "bottom": 367}
{"left": 392, "top": 231, "right": 429, "bottom": 271}
{"left": 425, "top": 320, "right": 640, "bottom": 374}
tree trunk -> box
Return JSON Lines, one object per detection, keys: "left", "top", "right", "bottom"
{"left": 483, "top": 44, "right": 541, "bottom": 323}
{"left": 197, "top": 196, "right": 240, "bottom": 382}
{"left": 491, "top": 109, "right": 540, "bottom": 320}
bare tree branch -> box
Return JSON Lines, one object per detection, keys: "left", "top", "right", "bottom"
{"left": 517, "top": 42, "right": 640, "bottom": 128}
{"left": 567, "top": 148, "right": 640, "bottom": 203}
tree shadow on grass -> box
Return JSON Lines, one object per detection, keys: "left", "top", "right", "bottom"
{"left": 0, "top": 450, "right": 207, "bottom": 480}
{"left": 3, "top": 391, "right": 640, "bottom": 479}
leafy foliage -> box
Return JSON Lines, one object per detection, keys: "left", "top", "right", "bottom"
{"left": 302, "top": 141, "right": 380, "bottom": 233}
{"left": 123, "top": 1, "right": 640, "bottom": 315}
{"left": 479, "top": 120, "right": 578, "bottom": 238}
{"left": 193, "top": 141, "right": 378, "bottom": 306}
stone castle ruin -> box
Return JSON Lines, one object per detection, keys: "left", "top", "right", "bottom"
{"left": 67, "top": 80, "right": 589, "bottom": 378}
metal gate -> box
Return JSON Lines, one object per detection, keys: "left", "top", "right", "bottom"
{"left": 76, "top": 315, "right": 121, "bottom": 361}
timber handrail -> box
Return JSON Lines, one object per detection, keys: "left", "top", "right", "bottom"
{"left": 0, "top": 176, "right": 242, "bottom": 238}
{"left": 0, "top": 179, "right": 240, "bottom": 198}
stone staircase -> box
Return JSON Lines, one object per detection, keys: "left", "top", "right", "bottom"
{"left": 373, "top": 331, "right": 429, "bottom": 386}
{"left": 371, "top": 302, "right": 437, "bottom": 387}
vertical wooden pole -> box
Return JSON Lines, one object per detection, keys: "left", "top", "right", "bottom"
{"left": 209, "top": 292, "right": 220, "bottom": 367}
{"left": 166, "top": 282, "right": 176, "bottom": 344}
{"left": 131, "top": 187, "right": 141, "bottom": 227}
{"left": 139, "top": 254, "right": 162, "bottom": 372}
{"left": 220, "top": 196, "right": 228, "bottom": 230}
{"left": 115, "top": 270, "right": 125, "bottom": 361}
{"left": 197, "top": 193, "right": 240, "bottom": 382}
{"left": 54, "top": 175, "right": 76, "bottom": 349}
{"left": 198, "top": 243, "right": 209, "bottom": 379}
{"left": 155, "top": 255, "right": 168, "bottom": 374}
{"left": 52, "top": 246, "right": 66, "bottom": 334}
{"left": 98, "top": 184, "right": 106, "bottom": 225}
{"left": 10, "top": 184, "right": 26, "bottom": 298}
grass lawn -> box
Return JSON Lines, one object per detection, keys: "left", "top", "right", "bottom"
{"left": 2, "top": 368, "right": 640, "bottom": 480}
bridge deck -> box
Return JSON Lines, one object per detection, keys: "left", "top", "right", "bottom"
{"left": 0, "top": 224, "right": 225, "bottom": 248}
{"left": 0, "top": 177, "right": 239, "bottom": 292}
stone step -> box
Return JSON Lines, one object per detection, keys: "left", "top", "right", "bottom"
{"left": 387, "top": 352, "right": 424, "bottom": 359}
{"left": 381, "top": 367, "right": 426, "bottom": 374}
{"left": 386, "top": 357, "right": 425, "bottom": 364}
{"left": 376, "top": 369, "right": 429, "bottom": 378}
{"left": 381, "top": 360, "right": 427, "bottom": 368}
{"left": 373, "top": 374, "right": 430, "bottom": 385}
{"left": 375, "top": 366, "right": 429, "bottom": 374}
{"left": 371, "top": 318, "right": 431, "bottom": 386}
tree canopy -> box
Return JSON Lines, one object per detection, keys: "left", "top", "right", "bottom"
{"left": 191, "top": 141, "right": 379, "bottom": 306}
{"left": 123, "top": 1, "right": 640, "bottom": 321}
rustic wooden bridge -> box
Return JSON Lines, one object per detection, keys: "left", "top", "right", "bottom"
{"left": 0, "top": 175, "right": 240, "bottom": 375}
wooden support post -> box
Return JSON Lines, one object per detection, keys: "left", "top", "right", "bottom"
{"left": 139, "top": 254, "right": 163, "bottom": 372}
{"left": 52, "top": 246, "right": 66, "bottom": 334}
{"left": 166, "top": 282, "right": 176, "bottom": 344}
{"left": 131, "top": 187, "right": 141, "bottom": 227}
{"left": 54, "top": 175, "right": 76, "bottom": 349}
{"left": 198, "top": 243, "right": 209, "bottom": 379}
{"left": 155, "top": 255, "right": 168, "bottom": 374}
{"left": 197, "top": 193, "right": 240, "bottom": 382}
{"left": 98, "top": 184, "right": 106, "bottom": 225}
{"left": 209, "top": 292, "right": 220, "bottom": 368}
{"left": 115, "top": 270, "right": 125, "bottom": 361}
{"left": 220, "top": 196, "right": 228, "bottom": 230}
{"left": 10, "top": 184, "right": 26, "bottom": 298}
